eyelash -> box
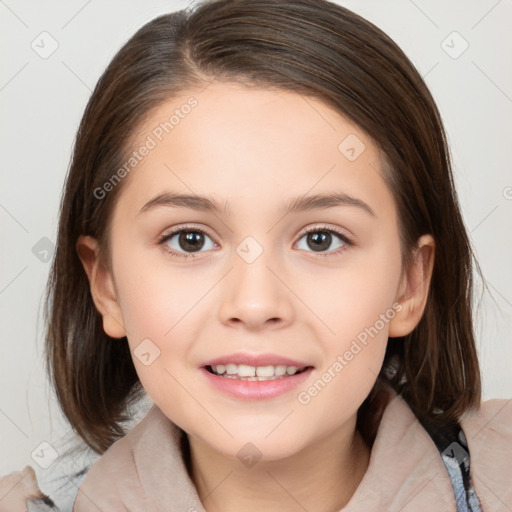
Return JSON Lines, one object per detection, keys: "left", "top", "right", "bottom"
{"left": 157, "top": 224, "right": 353, "bottom": 260}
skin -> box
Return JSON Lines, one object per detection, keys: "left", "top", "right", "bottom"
{"left": 77, "top": 80, "right": 434, "bottom": 511}
{"left": 0, "top": 466, "right": 50, "bottom": 510}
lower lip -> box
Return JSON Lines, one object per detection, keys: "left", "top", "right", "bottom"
{"left": 200, "top": 367, "right": 314, "bottom": 400}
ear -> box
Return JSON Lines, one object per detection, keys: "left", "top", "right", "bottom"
{"left": 76, "top": 235, "right": 127, "bottom": 338}
{"left": 388, "top": 234, "right": 435, "bottom": 337}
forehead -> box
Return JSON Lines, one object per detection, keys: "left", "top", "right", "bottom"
{"left": 116, "top": 81, "right": 394, "bottom": 220}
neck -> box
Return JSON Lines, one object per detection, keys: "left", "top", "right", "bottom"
{"left": 186, "top": 422, "right": 371, "bottom": 512}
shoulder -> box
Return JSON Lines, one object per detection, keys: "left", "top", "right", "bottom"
{"left": 461, "top": 398, "right": 512, "bottom": 453}
{"left": 0, "top": 466, "right": 56, "bottom": 512}
{"left": 73, "top": 405, "right": 166, "bottom": 511}
{"left": 73, "top": 404, "right": 195, "bottom": 511}
{"left": 0, "top": 440, "right": 98, "bottom": 512}
{"left": 460, "top": 398, "right": 512, "bottom": 511}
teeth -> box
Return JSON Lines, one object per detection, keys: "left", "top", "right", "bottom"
{"left": 275, "top": 366, "right": 287, "bottom": 376}
{"left": 210, "top": 364, "right": 305, "bottom": 380}
{"left": 225, "top": 364, "right": 237, "bottom": 375}
{"left": 256, "top": 365, "right": 275, "bottom": 377}
{"left": 237, "top": 364, "right": 255, "bottom": 377}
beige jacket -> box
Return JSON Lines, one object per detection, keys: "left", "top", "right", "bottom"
{"left": 1, "top": 391, "right": 510, "bottom": 511}
{"left": 70, "top": 391, "right": 512, "bottom": 512}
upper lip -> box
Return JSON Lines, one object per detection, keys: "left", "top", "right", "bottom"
{"left": 202, "top": 352, "right": 312, "bottom": 368}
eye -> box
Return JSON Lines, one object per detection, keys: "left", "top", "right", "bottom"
{"left": 158, "top": 225, "right": 218, "bottom": 259}
{"left": 295, "top": 225, "right": 352, "bottom": 255}
{"left": 158, "top": 224, "right": 352, "bottom": 260}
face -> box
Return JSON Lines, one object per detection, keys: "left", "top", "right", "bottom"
{"left": 91, "top": 81, "right": 411, "bottom": 461}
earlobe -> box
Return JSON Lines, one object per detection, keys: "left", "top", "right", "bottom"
{"left": 76, "top": 235, "right": 127, "bottom": 339}
{"left": 388, "top": 234, "right": 435, "bottom": 338}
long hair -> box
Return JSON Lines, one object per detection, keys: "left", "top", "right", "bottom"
{"left": 45, "top": 0, "right": 482, "bottom": 454}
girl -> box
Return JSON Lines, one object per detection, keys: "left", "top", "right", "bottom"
{"left": 2, "top": 0, "right": 511, "bottom": 510}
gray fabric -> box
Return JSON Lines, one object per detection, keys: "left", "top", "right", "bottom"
{"left": 29, "top": 393, "right": 154, "bottom": 511}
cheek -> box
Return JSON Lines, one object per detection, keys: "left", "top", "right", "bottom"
{"left": 294, "top": 240, "right": 401, "bottom": 404}
{"left": 109, "top": 246, "right": 203, "bottom": 403}
{"left": 298, "top": 238, "right": 402, "bottom": 343}
{"left": 113, "top": 241, "right": 207, "bottom": 338}
{"left": 111, "top": 244, "right": 249, "bottom": 423}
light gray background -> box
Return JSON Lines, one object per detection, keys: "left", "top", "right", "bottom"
{"left": 1, "top": 0, "right": 511, "bottom": 476}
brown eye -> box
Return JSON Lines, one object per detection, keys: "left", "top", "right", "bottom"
{"left": 159, "top": 226, "right": 218, "bottom": 259}
{"left": 176, "top": 231, "right": 206, "bottom": 252}
{"left": 296, "top": 227, "right": 351, "bottom": 255}
{"left": 306, "top": 231, "right": 333, "bottom": 252}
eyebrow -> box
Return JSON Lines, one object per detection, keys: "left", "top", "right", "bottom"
{"left": 137, "top": 191, "right": 376, "bottom": 217}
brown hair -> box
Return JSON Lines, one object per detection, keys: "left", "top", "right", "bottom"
{"left": 45, "top": 0, "right": 482, "bottom": 454}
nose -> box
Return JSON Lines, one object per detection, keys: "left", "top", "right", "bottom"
{"left": 218, "top": 244, "right": 295, "bottom": 331}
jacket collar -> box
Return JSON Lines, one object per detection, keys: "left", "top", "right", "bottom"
{"left": 73, "top": 389, "right": 511, "bottom": 511}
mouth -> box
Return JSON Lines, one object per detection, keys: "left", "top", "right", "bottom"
{"left": 204, "top": 363, "right": 313, "bottom": 381}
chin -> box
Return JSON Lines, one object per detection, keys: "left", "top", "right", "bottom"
{"left": 211, "top": 432, "right": 309, "bottom": 464}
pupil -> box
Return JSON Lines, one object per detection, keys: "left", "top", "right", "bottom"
{"left": 308, "top": 232, "right": 330, "bottom": 252}
{"left": 179, "top": 231, "right": 204, "bottom": 252}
